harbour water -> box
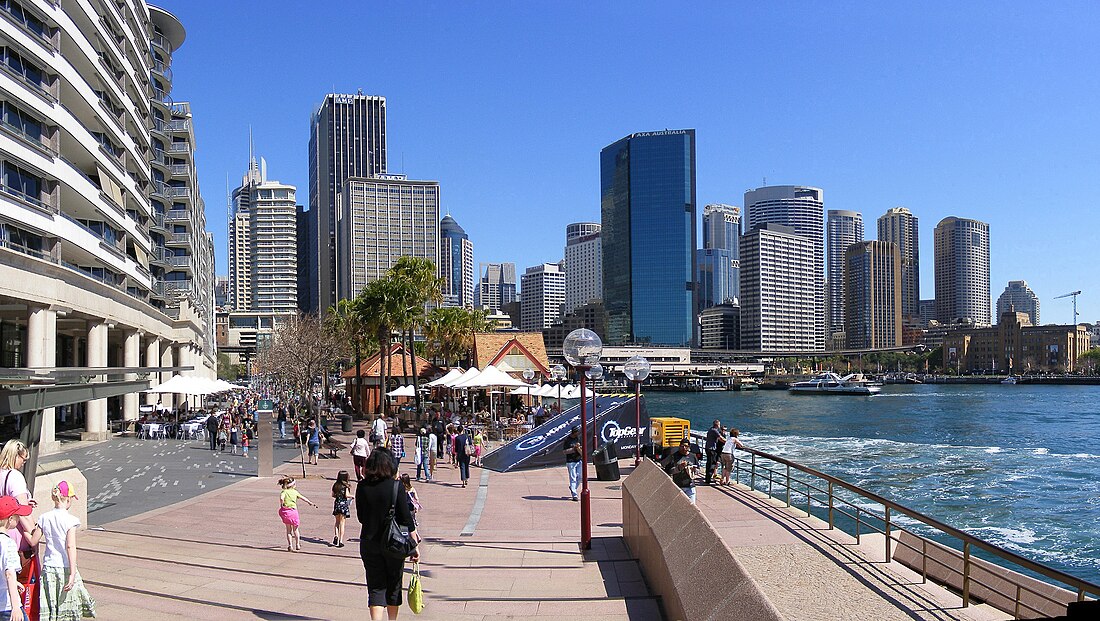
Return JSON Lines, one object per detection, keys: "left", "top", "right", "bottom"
{"left": 644, "top": 384, "right": 1100, "bottom": 584}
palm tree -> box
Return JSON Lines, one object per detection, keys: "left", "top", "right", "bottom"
{"left": 356, "top": 278, "right": 402, "bottom": 416}
{"left": 389, "top": 257, "right": 444, "bottom": 418}
{"left": 329, "top": 298, "right": 372, "bottom": 418}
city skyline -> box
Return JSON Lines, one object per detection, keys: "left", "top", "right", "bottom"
{"left": 155, "top": 1, "right": 1100, "bottom": 322}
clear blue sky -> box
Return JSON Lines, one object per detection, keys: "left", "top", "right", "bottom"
{"left": 157, "top": 1, "right": 1099, "bottom": 323}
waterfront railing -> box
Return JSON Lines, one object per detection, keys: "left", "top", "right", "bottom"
{"left": 686, "top": 431, "right": 1099, "bottom": 618}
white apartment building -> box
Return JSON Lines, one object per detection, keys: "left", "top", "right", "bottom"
{"left": 338, "top": 174, "right": 439, "bottom": 299}
{"left": 228, "top": 157, "right": 296, "bottom": 313}
{"left": 563, "top": 222, "right": 601, "bottom": 314}
{"left": 520, "top": 262, "right": 565, "bottom": 331}
{"left": 739, "top": 224, "right": 817, "bottom": 351}
{"left": 0, "top": 2, "right": 215, "bottom": 446}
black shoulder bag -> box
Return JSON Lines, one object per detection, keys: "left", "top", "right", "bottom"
{"left": 383, "top": 480, "right": 418, "bottom": 558}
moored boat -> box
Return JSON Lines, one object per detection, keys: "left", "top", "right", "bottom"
{"left": 789, "top": 372, "right": 881, "bottom": 395}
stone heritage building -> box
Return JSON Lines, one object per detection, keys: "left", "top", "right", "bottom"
{"left": 941, "top": 311, "right": 1090, "bottom": 374}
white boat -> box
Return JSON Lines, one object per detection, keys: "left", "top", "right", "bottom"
{"left": 789, "top": 372, "right": 882, "bottom": 395}
{"left": 737, "top": 378, "right": 760, "bottom": 391}
{"left": 701, "top": 378, "right": 728, "bottom": 391}
{"left": 1001, "top": 376, "right": 1018, "bottom": 385}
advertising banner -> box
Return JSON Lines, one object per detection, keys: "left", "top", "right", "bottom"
{"left": 481, "top": 394, "right": 649, "bottom": 473}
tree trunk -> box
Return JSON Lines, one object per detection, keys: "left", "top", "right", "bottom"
{"left": 401, "top": 335, "right": 409, "bottom": 387}
{"left": 378, "top": 329, "right": 389, "bottom": 417}
{"left": 408, "top": 328, "right": 422, "bottom": 421}
{"left": 354, "top": 340, "right": 363, "bottom": 418}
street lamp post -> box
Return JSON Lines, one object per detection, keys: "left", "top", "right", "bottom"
{"left": 623, "top": 355, "right": 651, "bottom": 466}
{"left": 585, "top": 363, "right": 603, "bottom": 450}
{"left": 563, "top": 329, "right": 602, "bottom": 551}
{"left": 522, "top": 368, "right": 535, "bottom": 410}
{"left": 550, "top": 364, "right": 565, "bottom": 415}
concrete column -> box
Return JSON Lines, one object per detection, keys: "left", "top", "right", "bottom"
{"left": 160, "top": 344, "right": 175, "bottom": 409}
{"left": 83, "top": 321, "right": 109, "bottom": 441}
{"left": 122, "top": 330, "right": 140, "bottom": 429}
{"left": 145, "top": 337, "right": 161, "bottom": 405}
{"left": 27, "top": 307, "right": 60, "bottom": 453}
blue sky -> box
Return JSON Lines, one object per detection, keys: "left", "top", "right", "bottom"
{"left": 157, "top": 1, "right": 1099, "bottom": 323}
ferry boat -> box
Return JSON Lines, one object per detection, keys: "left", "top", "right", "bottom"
{"left": 789, "top": 372, "right": 882, "bottom": 395}
{"left": 1000, "top": 376, "right": 1018, "bottom": 385}
{"left": 701, "top": 378, "right": 728, "bottom": 391}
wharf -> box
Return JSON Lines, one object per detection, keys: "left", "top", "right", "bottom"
{"left": 77, "top": 423, "right": 1013, "bottom": 620}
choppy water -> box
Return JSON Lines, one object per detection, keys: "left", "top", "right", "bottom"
{"left": 645, "top": 384, "right": 1100, "bottom": 584}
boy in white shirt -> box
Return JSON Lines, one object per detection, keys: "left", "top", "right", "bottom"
{"left": 0, "top": 496, "right": 30, "bottom": 621}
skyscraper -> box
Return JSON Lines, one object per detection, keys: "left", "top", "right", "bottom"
{"left": 338, "top": 175, "right": 439, "bottom": 299}
{"left": 739, "top": 224, "right": 817, "bottom": 351}
{"left": 743, "top": 186, "right": 825, "bottom": 350}
{"left": 826, "top": 210, "right": 863, "bottom": 339}
{"left": 563, "top": 222, "right": 602, "bottom": 314}
{"left": 296, "top": 205, "right": 318, "bottom": 312}
{"left": 877, "top": 207, "right": 920, "bottom": 318}
{"left": 844, "top": 241, "right": 902, "bottom": 349}
{"left": 601, "top": 130, "right": 697, "bottom": 346}
{"left": 439, "top": 215, "right": 474, "bottom": 307}
{"left": 475, "top": 263, "right": 517, "bottom": 311}
{"left": 934, "top": 217, "right": 991, "bottom": 325}
{"left": 996, "top": 280, "right": 1040, "bottom": 326}
{"left": 697, "top": 204, "right": 740, "bottom": 311}
{"left": 228, "top": 157, "right": 297, "bottom": 313}
{"left": 520, "top": 263, "right": 566, "bottom": 331}
{"left": 308, "top": 92, "right": 387, "bottom": 310}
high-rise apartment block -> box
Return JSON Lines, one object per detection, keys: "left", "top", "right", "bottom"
{"left": 563, "top": 222, "right": 602, "bottom": 315}
{"left": 228, "top": 157, "right": 297, "bottom": 313}
{"left": 520, "top": 263, "right": 565, "bottom": 331}
{"left": 996, "top": 280, "right": 1040, "bottom": 326}
{"left": 744, "top": 186, "right": 825, "bottom": 350}
{"left": 0, "top": 3, "right": 216, "bottom": 444}
{"left": 475, "top": 263, "right": 516, "bottom": 311}
{"left": 698, "top": 204, "right": 740, "bottom": 311}
{"left": 739, "top": 224, "right": 817, "bottom": 351}
{"left": 337, "top": 175, "right": 439, "bottom": 299}
{"left": 308, "top": 92, "right": 387, "bottom": 310}
{"left": 934, "top": 217, "right": 991, "bottom": 325}
{"left": 440, "top": 215, "right": 474, "bottom": 307}
{"left": 844, "top": 241, "right": 902, "bottom": 349}
{"left": 877, "top": 207, "right": 920, "bottom": 318}
{"left": 601, "top": 130, "right": 697, "bottom": 346}
{"left": 826, "top": 209, "right": 863, "bottom": 339}
{"left": 296, "top": 205, "right": 317, "bottom": 312}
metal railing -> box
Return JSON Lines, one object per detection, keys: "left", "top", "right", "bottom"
{"left": 687, "top": 431, "right": 1100, "bottom": 617}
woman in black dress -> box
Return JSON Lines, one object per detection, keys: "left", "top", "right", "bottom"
{"left": 356, "top": 448, "right": 421, "bottom": 619}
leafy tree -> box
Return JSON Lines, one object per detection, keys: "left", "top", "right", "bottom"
{"left": 389, "top": 257, "right": 444, "bottom": 418}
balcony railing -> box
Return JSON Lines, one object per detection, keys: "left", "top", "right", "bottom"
{"left": 166, "top": 142, "right": 190, "bottom": 154}
{"left": 0, "top": 236, "right": 52, "bottom": 261}
{"left": 165, "top": 209, "right": 188, "bottom": 222}
{"left": 150, "top": 33, "right": 172, "bottom": 54}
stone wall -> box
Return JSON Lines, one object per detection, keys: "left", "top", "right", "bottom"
{"left": 621, "top": 459, "right": 783, "bottom": 621}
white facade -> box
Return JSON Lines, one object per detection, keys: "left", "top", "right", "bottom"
{"left": 338, "top": 174, "right": 439, "bottom": 298}
{"left": 739, "top": 224, "right": 818, "bottom": 351}
{"left": 563, "top": 222, "right": 601, "bottom": 314}
{"left": 744, "top": 186, "right": 825, "bottom": 350}
{"left": 826, "top": 209, "right": 863, "bottom": 338}
{"left": 934, "top": 216, "right": 991, "bottom": 325}
{"left": 475, "top": 262, "right": 516, "bottom": 311}
{"left": 520, "top": 262, "right": 565, "bottom": 331}
{"left": 996, "top": 280, "right": 1040, "bottom": 326}
{"left": 228, "top": 157, "right": 297, "bottom": 313}
{"left": 0, "top": 2, "right": 215, "bottom": 445}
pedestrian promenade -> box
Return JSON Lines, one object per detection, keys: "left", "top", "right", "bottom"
{"left": 76, "top": 422, "right": 1022, "bottom": 620}
{"left": 78, "top": 422, "right": 660, "bottom": 620}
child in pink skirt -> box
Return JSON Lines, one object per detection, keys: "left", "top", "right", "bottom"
{"left": 277, "top": 477, "right": 316, "bottom": 552}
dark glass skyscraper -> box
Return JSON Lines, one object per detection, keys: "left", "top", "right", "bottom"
{"left": 308, "top": 92, "right": 387, "bottom": 311}
{"left": 601, "top": 130, "right": 697, "bottom": 346}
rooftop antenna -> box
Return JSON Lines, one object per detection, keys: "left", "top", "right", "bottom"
{"left": 763, "top": 176, "right": 767, "bottom": 187}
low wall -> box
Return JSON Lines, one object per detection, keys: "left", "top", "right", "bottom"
{"left": 893, "top": 530, "right": 1078, "bottom": 619}
{"left": 622, "top": 459, "right": 783, "bottom": 621}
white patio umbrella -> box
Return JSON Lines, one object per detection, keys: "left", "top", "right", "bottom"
{"left": 386, "top": 385, "right": 416, "bottom": 397}
{"left": 510, "top": 385, "right": 540, "bottom": 396}
{"left": 425, "top": 368, "right": 463, "bottom": 388}
{"left": 454, "top": 364, "right": 526, "bottom": 428}
{"left": 445, "top": 367, "right": 481, "bottom": 388}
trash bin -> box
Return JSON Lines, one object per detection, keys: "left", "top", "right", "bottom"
{"left": 341, "top": 415, "right": 353, "bottom": 433}
{"left": 592, "top": 446, "right": 621, "bottom": 481}
{"left": 603, "top": 441, "right": 619, "bottom": 460}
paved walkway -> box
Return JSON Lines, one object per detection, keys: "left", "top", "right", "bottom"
{"left": 694, "top": 480, "right": 1011, "bottom": 621}
{"left": 80, "top": 423, "right": 660, "bottom": 620}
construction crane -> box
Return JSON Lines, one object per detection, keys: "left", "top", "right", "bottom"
{"left": 1053, "top": 290, "right": 1082, "bottom": 325}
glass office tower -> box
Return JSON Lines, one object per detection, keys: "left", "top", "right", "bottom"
{"left": 601, "top": 130, "right": 697, "bottom": 346}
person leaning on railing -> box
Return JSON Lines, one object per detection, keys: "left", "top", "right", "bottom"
{"left": 662, "top": 439, "right": 700, "bottom": 505}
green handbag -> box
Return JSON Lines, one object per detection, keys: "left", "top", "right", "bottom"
{"left": 408, "top": 562, "right": 424, "bottom": 614}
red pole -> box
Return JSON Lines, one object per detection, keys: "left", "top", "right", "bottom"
{"left": 634, "top": 380, "right": 641, "bottom": 466}
{"left": 592, "top": 388, "right": 599, "bottom": 451}
{"left": 579, "top": 370, "right": 591, "bottom": 550}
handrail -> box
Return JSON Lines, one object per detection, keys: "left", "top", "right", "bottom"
{"left": 687, "top": 430, "right": 1100, "bottom": 612}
